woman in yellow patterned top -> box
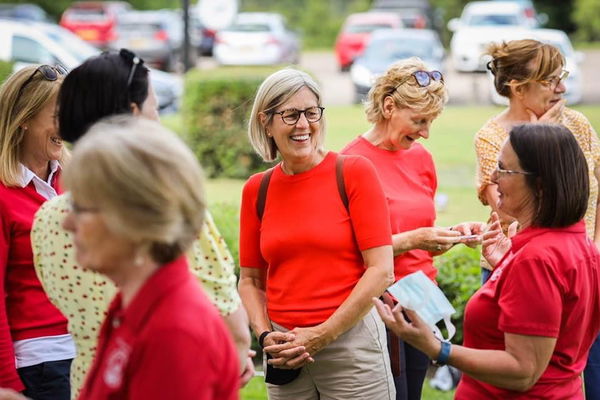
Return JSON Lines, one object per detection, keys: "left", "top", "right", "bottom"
{"left": 474, "top": 39, "right": 600, "bottom": 399}
{"left": 30, "top": 50, "right": 252, "bottom": 398}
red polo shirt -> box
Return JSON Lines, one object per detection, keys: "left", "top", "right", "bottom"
{"left": 457, "top": 222, "right": 600, "bottom": 399}
{"left": 79, "top": 256, "right": 239, "bottom": 400}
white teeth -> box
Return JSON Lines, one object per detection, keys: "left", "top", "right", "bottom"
{"left": 50, "top": 137, "right": 63, "bottom": 145}
{"left": 291, "top": 134, "right": 309, "bottom": 141}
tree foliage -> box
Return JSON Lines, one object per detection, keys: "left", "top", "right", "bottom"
{"left": 573, "top": 0, "right": 600, "bottom": 41}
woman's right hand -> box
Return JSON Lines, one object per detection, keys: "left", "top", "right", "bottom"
{"left": 403, "top": 227, "right": 462, "bottom": 253}
{"left": 482, "top": 212, "right": 517, "bottom": 267}
{"left": 262, "top": 331, "right": 313, "bottom": 369}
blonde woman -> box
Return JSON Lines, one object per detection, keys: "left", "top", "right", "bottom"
{"left": 0, "top": 65, "right": 74, "bottom": 399}
{"left": 62, "top": 116, "right": 239, "bottom": 399}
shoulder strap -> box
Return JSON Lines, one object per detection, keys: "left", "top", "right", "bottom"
{"left": 256, "top": 157, "right": 349, "bottom": 221}
{"left": 336, "top": 155, "right": 349, "bottom": 212}
{"left": 256, "top": 168, "right": 274, "bottom": 221}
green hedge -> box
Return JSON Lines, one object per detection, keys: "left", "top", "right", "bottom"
{"left": 0, "top": 61, "right": 15, "bottom": 86}
{"left": 435, "top": 245, "right": 482, "bottom": 344}
{"left": 182, "top": 67, "right": 280, "bottom": 179}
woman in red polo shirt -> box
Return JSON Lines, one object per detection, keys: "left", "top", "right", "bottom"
{"left": 0, "top": 65, "right": 74, "bottom": 399}
{"left": 341, "top": 58, "right": 480, "bottom": 400}
{"left": 375, "top": 123, "right": 600, "bottom": 399}
{"left": 61, "top": 117, "right": 239, "bottom": 400}
{"left": 239, "top": 68, "right": 396, "bottom": 399}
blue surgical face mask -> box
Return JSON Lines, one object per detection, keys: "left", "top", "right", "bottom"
{"left": 386, "top": 270, "right": 456, "bottom": 341}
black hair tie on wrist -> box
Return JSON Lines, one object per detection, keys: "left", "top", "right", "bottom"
{"left": 259, "top": 331, "right": 272, "bottom": 348}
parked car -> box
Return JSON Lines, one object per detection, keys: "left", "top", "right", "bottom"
{"left": 214, "top": 12, "right": 300, "bottom": 66}
{"left": 487, "top": 28, "right": 583, "bottom": 105}
{"left": 111, "top": 10, "right": 186, "bottom": 72}
{"left": 0, "top": 19, "right": 182, "bottom": 113}
{"left": 371, "top": 0, "right": 442, "bottom": 31}
{"left": 350, "top": 29, "right": 445, "bottom": 103}
{"left": 449, "top": 1, "right": 541, "bottom": 72}
{"left": 0, "top": 3, "right": 50, "bottom": 22}
{"left": 60, "top": 1, "right": 132, "bottom": 49}
{"left": 334, "top": 12, "right": 403, "bottom": 72}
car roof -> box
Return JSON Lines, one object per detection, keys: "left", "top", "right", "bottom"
{"left": 370, "top": 28, "right": 438, "bottom": 40}
{"left": 345, "top": 12, "right": 401, "bottom": 24}
{"left": 372, "top": 0, "right": 432, "bottom": 9}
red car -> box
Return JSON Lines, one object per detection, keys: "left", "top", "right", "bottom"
{"left": 60, "top": 1, "right": 131, "bottom": 49}
{"left": 335, "top": 12, "right": 403, "bottom": 71}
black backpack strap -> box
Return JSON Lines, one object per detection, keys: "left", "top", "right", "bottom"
{"left": 256, "top": 168, "right": 274, "bottom": 221}
{"left": 336, "top": 155, "right": 349, "bottom": 212}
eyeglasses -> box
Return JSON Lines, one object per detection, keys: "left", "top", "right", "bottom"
{"left": 394, "top": 70, "right": 444, "bottom": 91}
{"left": 70, "top": 200, "right": 100, "bottom": 215}
{"left": 119, "top": 48, "right": 144, "bottom": 90}
{"left": 16, "top": 64, "right": 67, "bottom": 100}
{"left": 272, "top": 106, "right": 325, "bottom": 126}
{"left": 538, "top": 70, "right": 569, "bottom": 90}
{"left": 494, "top": 166, "right": 534, "bottom": 177}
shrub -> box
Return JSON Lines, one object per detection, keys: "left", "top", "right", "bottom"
{"left": 182, "top": 67, "right": 279, "bottom": 178}
{"left": 435, "top": 245, "right": 482, "bottom": 345}
{"left": 209, "top": 202, "right": 240, "bottom": 274}
{"left": 0, "top": 61, "right": 15, "bottom": 85}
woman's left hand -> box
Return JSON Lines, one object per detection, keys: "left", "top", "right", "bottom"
{"left": 372, "top": 298, "right": 439, "bottom": 359}
{"left": 526, "top": 99, "right": 565, "bottom": 124}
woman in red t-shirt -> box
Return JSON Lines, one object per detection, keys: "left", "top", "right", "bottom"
{"left": 341, "top": 58, "right": 481, "bottom": 400}
{"left": 239, "top": 68, "right": 396, "bottom": 399}
{"left": 375, "top": 123, "right": 600, "bottom": 399}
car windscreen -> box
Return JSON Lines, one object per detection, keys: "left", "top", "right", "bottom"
{"left": 45, "top": 28, "right": 99, "bottom": 63}
{"left": 365, "top": 38, "right": 435, "bottom": 61}
{"left": 466, "top": 14, "right": 519, "bottom": 26}
{"left": 346, "top": 23, "right": 393, "bottom": 34}
{"left": 224, "top": 23, "right": 271, "bottom": 33}
{"left": 118, "top": 22, "right": 162, "bottom": 34}
{"left": 65, "top": 8, "right": 108, "bottom": 22}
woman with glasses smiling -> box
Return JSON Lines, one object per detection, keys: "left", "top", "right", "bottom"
{"left": 0, "top": 65, "right": 74, "bottom": 398}
{"left": 376, "top": 123, "right": 600, "bottom": 399}
{"left": 341, "top": 57, "right": 482, "bottom": 400}
{"left": 476, "top": 40, "right": 600, "bottom": 398}
{"left": 239, "top": 68, "right": 396, "bottom": 399}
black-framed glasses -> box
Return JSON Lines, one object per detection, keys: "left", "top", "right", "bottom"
{"left": 394, "top": 70, "right": 444, "bottom": 91}
{"left": 272, "top": 106, "right": 325, "bottom": 126}
{"left": 538, "top": 70, "right": 569, "bottom": 90}
{"left": 119, "top": 48, "right": 144, "bottom": 90}
{"left": 494, "top": 166, "right": 534, "bottom": 177}
{"left": 16, "top": 64, "right": 67, "bottom": 100}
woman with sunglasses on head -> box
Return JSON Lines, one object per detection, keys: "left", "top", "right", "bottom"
{"left": 240, "top": 68, "right": 396, "bottom": 399}
{"left": 341, "top": 58, "right": 483, "bottom": 400}
{"left": 376, "top": 123, "right": 600, "bottom": 399}
{"left": 0, "top": 65, "right": 74, "bottom": 398}
{"left": 475, "top": 40, "right": 600, "bottom": 398}
{"left": 29, "top": 50, "right": 251, "bottom": 398}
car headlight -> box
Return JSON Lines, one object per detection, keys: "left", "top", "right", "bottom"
{"left": 351, "top": 64, "right": 373, "bottom": 88}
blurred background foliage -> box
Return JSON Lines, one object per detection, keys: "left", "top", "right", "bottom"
{"left": 1, "top": 0, "right": 598, "bottom": 46}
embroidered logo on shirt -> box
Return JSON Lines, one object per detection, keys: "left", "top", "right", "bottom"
{"left": 103, "top": 337, "right": 131, "bottom": 389}
{"left": 490, "top": 266, "right": 504, "bottom": 282}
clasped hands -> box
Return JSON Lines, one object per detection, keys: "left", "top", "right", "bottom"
{"left": 263, "top": 326, "right": 331, "bottom": 369}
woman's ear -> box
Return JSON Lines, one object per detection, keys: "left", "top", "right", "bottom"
{"left": 509, "top": 80, "right": 525, "bottom": 100}
{"left": 382, "top": 96, "right": 395, "bottom": 119}
{"left": 130, "top": 102, "right": 141, "bottom": 116}
{"left": 258, "top": 111, "right": 268, "bottom": 128}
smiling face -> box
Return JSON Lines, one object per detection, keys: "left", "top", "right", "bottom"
{"left": 518, "top": 66, "right": 566, "bottom": 117}
{"left": 263, "top": 86, "right": 322, "bottom": 169}
{"left": 492, "top": 141, "right": 537, "bottom": 226}
{"left": 20, "top": 94, "right": 63, "bottom": 170}
{"left": 384, "top": 100, "right": 436, "bottom": 150}
{"left": 62, "top": 198, "right": 137, "bottom": 276}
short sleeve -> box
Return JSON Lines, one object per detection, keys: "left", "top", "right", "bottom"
{"left": 344, "top": 156, "right": 392, "bottom": 250}
{"left": 498, "top": 256, "right": 563, "bottom": 337}
{"left": 475, "top": 124, "right": 504, "bottom": 205}
{"left": 187, "top": 210, "right": 241, "bottom": 316}
{"left": 239, "top": 173, "right": 268, "bottom": 269}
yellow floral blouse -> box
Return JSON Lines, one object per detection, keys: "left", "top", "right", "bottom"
{"left": 475, "top": 107, "right": 600, "bottom": 243}
{"left": 31, "top": 193, "right": 241, "bottom": 398}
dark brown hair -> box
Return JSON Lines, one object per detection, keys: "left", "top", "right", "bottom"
{"left": 509, "top": 124, "right": 588, "bottom": 228}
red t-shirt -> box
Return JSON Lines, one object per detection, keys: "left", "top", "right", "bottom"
{"left": 341, "top": 137, "right": 438, "bottom": 281}
{"left": 79, "top": 257, "right": 239, "bottom": 400}
{"left": 239, "top": 152, "right": 392, "bottom": 329}
{"left": 0, "top": 177, "right": 67, "bottom": 391}
{"left": 456, "top": 222, "right": 600, "bottom": 399}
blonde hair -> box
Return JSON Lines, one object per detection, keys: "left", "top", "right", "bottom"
{"left": 0, "top": 65, "right": 65, "bottom": 186}
{"left": 63, "top": 116, "right": 206, "bottom": 264}
{"left": 365, "top": 57, "right": 448, "bottom": 124}
{"left": 486, "top": 39, "right": 564, "bottom": 98}
{"left": 248, "top": 68, "right": 325, "bottom": 162}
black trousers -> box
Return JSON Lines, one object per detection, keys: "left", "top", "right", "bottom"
{"left": 18, "top": 359, "right": 72, "bottom": 400}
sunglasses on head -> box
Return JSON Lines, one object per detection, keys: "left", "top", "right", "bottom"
{"left": 394, "top": 70, "right": 444, "bottom": 92}
{"left": 119, "top": 48, "right": 144, "bottom": 90}
{"left": 16, "top": 64, "right": 67, "bottom": 99}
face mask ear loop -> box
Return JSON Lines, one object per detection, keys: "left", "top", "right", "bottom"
{"left": 443, "top": 317, "right": 456, "bottom": 342}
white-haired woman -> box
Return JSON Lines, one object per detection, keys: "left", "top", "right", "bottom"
{"left": 0, "top": 65, "right": 74, "bottom": 399}
{"left": 62, "top": 116, "right": 240, "bottom": 399}
{"left": 239, "top": 68, "right": 396, "bottom": 399}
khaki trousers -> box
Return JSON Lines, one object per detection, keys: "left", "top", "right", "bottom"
{"left": 266, "top": 307, "right": 396, "bottom": 400}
